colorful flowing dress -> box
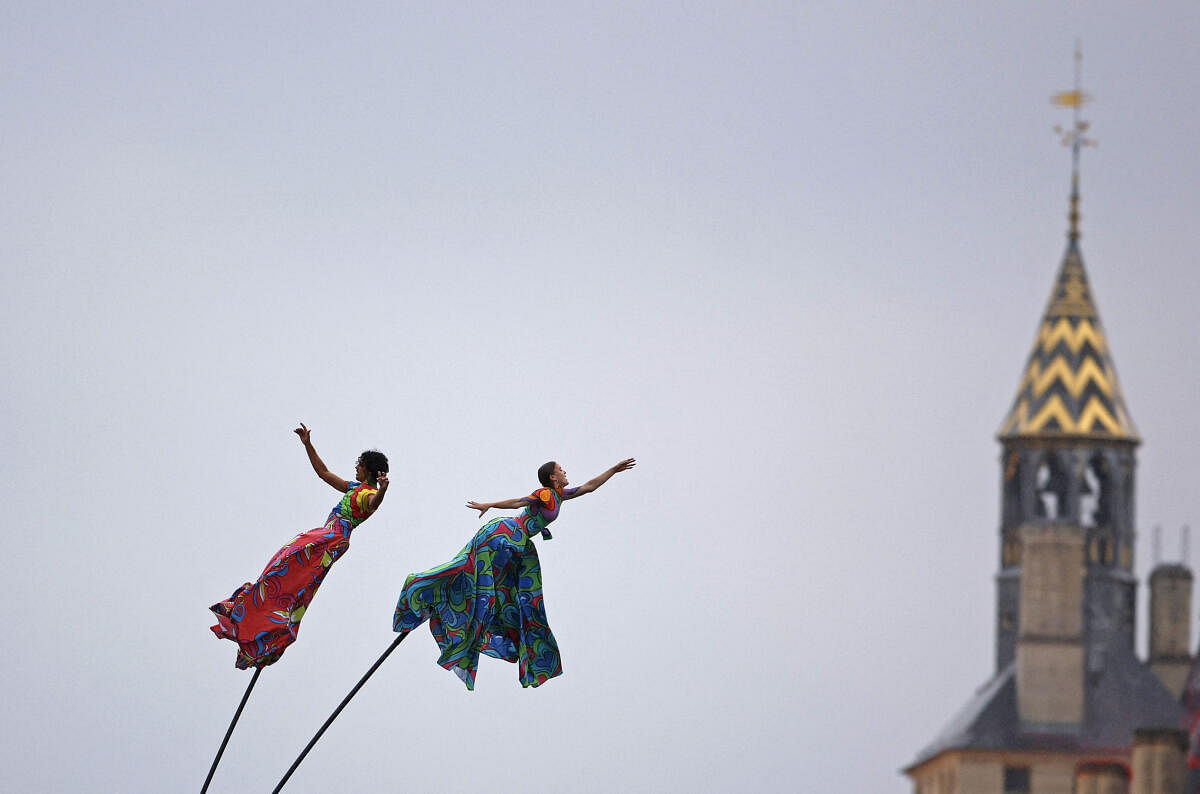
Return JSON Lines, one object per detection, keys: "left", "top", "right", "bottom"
{"left": 210, "top": 481, "right": 380, "bottom": 669}
{"left": 394, "top": 485, "right": 578, "bottom": 690}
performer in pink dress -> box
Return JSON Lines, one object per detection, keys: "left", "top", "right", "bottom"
{"left": 210, "top": 424, "right": 389, "bottom": 668}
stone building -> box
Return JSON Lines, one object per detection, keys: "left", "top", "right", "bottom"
{"left": 904, "top": 116, "right": 1194, "bottom": 793}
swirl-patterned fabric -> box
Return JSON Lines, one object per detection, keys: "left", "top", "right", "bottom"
{"left": 210, "top": 481, "right": 379, "bottom": 669}
{"left": 394, "top": 486, "right": 577, "bottom": 689}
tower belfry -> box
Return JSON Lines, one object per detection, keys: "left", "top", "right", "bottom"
{"left": 905, "top": 49, "right": 1191, "bottom": 793}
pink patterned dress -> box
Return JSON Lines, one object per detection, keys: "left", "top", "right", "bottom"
{"left": 210, "top": 481, "right": 380, "bottom": 669}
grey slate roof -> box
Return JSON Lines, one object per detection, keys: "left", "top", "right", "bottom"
{"left": 907, "top": 646, "right": 1186, "bottom": 770}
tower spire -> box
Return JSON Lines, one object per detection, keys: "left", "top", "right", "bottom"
{"left": 997, "top": 43, "right": 1136, "bottom": 443}
{"left": 1052, "top": 41, "right": 1096, "bottom": 244}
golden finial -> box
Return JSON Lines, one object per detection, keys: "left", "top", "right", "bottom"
{"left": 1051, "top": 42, "right": 1097, "bottom": 243}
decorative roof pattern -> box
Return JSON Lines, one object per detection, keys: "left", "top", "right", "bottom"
{"left": 997, "top": 243, "right": 1138, "bottom": 442}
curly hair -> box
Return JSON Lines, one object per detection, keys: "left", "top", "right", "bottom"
{"left": 357, "top": 449, "right": 389, "bottom": 481}
{"left": 537, "top": 461, "right": 557, "bottom": 487}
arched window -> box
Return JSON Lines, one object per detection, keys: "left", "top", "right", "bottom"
{"left": 1081, "top": 463, "right": 1099, "bottom": 528}
{"left": 1081, "top": 453, "right": 1112, "bottom": 528}
{"left": 1035, "top": 454, "right": 1068, "bottom": 520}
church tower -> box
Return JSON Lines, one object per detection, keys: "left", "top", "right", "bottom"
{"left": 905, "top": 53, "right": 1191, "bottom": 794}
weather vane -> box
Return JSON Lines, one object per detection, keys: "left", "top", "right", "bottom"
{"left": 1052, "top": 43, "right": 1096, "bottom": 150}
{"left": 1051, "top": 42, "right": 1095, "bottom": 241}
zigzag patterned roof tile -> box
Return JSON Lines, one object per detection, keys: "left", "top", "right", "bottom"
{"left": 997, "top": 242, "right": 1138, "bottom": 443}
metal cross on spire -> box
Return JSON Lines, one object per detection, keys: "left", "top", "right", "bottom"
{"left": 1051, "top": 42, "right": 1097, "bottom": 243}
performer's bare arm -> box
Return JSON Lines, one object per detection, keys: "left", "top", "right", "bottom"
{"left": 466, "top": 458, "right": 636, "bottom": 517}
{"left": 466, "top": 497, "right": 529, "bottom": 518}
{"left": 564, "top": 458, "right": 636, "bottom": 499}
{"left": 367, "top": 472, "right": 389, "bottom": 511}
{"left": 294, "top": 423, "right": 351, "bottom": 493}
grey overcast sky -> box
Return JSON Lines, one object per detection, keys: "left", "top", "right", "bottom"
{"left": 3, "top": 3, "right": 1199, "bottom": 792}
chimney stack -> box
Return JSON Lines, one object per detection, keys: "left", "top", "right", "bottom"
{"left": 1148, "top": 563, "right": 1193, "bottom": 698}
{"left": 1016, "top": 522, "right": 1085, "bottom": 725}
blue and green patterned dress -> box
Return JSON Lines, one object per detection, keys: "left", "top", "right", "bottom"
{"left": 393, "top": 486, "right": 577, "bottom": 689}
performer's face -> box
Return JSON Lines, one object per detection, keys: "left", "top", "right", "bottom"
{"left": 550, "top": 463, "right": 568, "bottom": 488}
{"left": 355, "top": 460, "right": 369, "bottom": 482}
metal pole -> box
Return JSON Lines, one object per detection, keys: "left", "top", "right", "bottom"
{"left": 201, "top": 666, "right": 263, "bottom": 793}
{"left": 273, "top": 633, "right": 407, "bottom": 792}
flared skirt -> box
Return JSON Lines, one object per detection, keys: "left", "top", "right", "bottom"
{"left": 210, "top": 517, "right": 352, "bottom": 669}
{"left": 393, "top": 516, "right": 561, "bottom": 689}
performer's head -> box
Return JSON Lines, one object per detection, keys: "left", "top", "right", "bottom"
{"left": 356, "top": 450, "right": 389, "bottom": 485}
{"left": 538, "top": 461, "right": 568, "bottom": 489}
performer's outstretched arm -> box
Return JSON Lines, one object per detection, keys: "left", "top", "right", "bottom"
{"left": 564, "top": 458, "right": 636, "bottom": 499}
{"left": 294, "top": 423, "right": 351, "bottom": 492}
{"left": 466, "top": 497, "right": 528, "bottom": 518}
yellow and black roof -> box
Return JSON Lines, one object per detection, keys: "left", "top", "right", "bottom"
{"left": 997, "top": 240, "right": 1138, "bottom": 443}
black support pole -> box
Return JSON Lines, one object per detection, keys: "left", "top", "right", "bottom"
{"left": 201, "top": 665, "right": 263, "bottom": 794}
{"left": 273, "top": 633, "right": 407, "bottom": 793}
